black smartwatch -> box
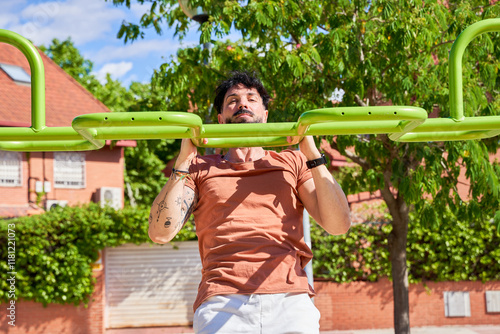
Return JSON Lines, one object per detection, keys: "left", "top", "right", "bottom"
{"left": 306, "top": 154, "right": 327, "bottom": 169}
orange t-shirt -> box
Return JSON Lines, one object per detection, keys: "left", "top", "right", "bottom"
{"left": 185, "top": 149, "right": 315, "bottom": 311}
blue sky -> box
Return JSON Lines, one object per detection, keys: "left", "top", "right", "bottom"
{"left": 0, "top": 0, "right": 211, "bottom": 87}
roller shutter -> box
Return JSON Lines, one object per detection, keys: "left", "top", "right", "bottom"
{"left": 105, "top": 241, "right": 202, "bottom": 328}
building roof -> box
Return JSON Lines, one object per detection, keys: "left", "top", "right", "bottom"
{"left": 0, "top": 42, "right": 110, "bottom": 127}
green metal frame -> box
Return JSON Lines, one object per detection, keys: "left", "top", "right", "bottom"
{"left": 0, "top": 19, "right": 499, "bottom": 151}
{"left": 397, "top": 18, "right": 500, "bottom": 142}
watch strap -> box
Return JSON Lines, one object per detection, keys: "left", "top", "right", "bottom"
{"left": 306, "top": 154, "right": 327, "bottom": 169}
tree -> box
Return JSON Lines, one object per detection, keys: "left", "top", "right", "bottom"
{"left": 111, "top": 1, "right": 500, "bottom": 333}
{"left": 40, "top": 38, "right": 95, "bottom": 85}
{"left": 41, "top": 38, "right": 178, "bottom": 206}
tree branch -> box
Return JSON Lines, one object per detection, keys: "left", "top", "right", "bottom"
{"left": 366, "top": 17, "right": 386, "bottom": 23}
{"left": 354, "top": 94, "right": 368, "bottom": 107}
{"left": 430, "top": 40, "right": 454, "bottom": 51}
{"left": 379, "top": 134, "right": 399, "bottom": 161}
{"left": 290, "top": 32, "right": 301, "bottom": 45}
{"left": 329, "top": 139, "right": 371, "bottom": 171}
{"left": 318, "top": 25, "right": 330, "bottom": 33}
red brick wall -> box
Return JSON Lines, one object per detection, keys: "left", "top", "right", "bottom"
{"left": 0, "top": 146, "right": 123, "bottom": 209}
{"left": 315, "top": 279, "right": 500, "bottom": 331}
{"left": 0, "top": 270, "right": 105, "bottom": 334}
{"left": 51, "top": 148, "right": 124, "bottom": 206}
{"left": 3, "top": 270, "right": 499, "bottom": 333}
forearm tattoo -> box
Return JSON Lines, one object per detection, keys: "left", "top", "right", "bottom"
{"left": 156, "top": 198, "right": 168, "bottom": 222}
{"left": 181, "top": 188, "right": 197, "bottom": 225}
{"left": 149, "top": 213, "right": 153, "bottom": 225}
{"left": 157, "top": 187, "right": 197, "bottom": 232}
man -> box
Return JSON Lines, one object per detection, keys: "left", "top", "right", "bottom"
{"left": 149, "top": 71, "right": 351, "bottom": 333}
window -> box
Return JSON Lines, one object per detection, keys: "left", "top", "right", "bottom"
{"left": 0, "top": 151, "right": 22, "bottom": 187}
{"left": 54, "top": 152, "right": 86, "bottom": 188}
{"left": 0, "top": 63, "right": 31, "bottom": 84}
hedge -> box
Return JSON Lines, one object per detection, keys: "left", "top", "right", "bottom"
{"left": 0, "top": 203, "right": 195, "bottom": 306}
{"left": 311, "top": 213, "right": 500, "bottom": 283}
{"left": 1, "top": 203, "right": 498, "bottom": 306}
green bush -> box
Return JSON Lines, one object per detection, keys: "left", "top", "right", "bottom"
{"left": 406, "top": 218, "right": 500, "bottom": 282}
{"left": 311, "top": 213, "right": 500, "bottom": 283}
{"left": 0, "top": 203, "right": 196, "bottom": 306}
{"left": 311, "top": 222, "right": 391, "bottom": 282}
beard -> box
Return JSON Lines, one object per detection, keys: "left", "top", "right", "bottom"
{"left": 225, "top": 108, "right": 263, "bottom": 124}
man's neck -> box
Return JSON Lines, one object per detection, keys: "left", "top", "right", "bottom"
{"left": 224, "top": 147, "right": 266, "bottom": 163}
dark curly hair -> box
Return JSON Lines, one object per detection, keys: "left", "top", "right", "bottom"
{"left": 213, "top": 71, "right": 270, "bottom": 114}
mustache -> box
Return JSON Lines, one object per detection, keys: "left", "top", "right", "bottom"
{"left": 233, "top": 108, "right": 255, "bottom": 117}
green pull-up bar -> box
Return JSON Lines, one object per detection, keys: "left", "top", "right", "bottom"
{"left": 0, "top": 19, "right": 499, "bottom": 152}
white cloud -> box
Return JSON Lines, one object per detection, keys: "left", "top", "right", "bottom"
{"left": 5, "top": 0, "right": 124, "bottom": 46}
{"left": 121, "top": 73, "right": 143, "bottom": 87}
{"left": 0, "top": 1, "right": 26, "bottom": 29}
{"left": 0, "top": 0, "right": 27, "bottom": 12}
{"left": 123, "top": 73, "right": 138, "bottom": 82}
{"left": 0, "top": 14, "right": 17, "bottom": 28}
{"left": 94, "top": 61, "right": 133, "bottom": 83}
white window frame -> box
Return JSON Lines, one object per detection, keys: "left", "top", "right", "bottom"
{"left": 54, "top": 152, "right": 86, "bottom": 189}
{"left": 0, "top": 151, "right": 22, "bottom": 187}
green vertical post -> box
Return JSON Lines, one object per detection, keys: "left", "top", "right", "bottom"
{"left": 0, "top": 29, "right": 46, "bottom": 132}
{"left": 449, "top": 19, "right": 500, "bottom": 122}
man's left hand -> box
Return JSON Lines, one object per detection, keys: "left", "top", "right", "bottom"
{"left": 287, "top": 136, "right": 322, "bottom": 161}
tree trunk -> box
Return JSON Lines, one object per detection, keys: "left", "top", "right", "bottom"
{"left": 382, "top": 189, "right": 410, "bottom": 334}
{"left": 125, "top": 182, "right": 137, "bottom": 208}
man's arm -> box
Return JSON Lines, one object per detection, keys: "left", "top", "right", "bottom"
{"left": 149, "top": 138, "right": 200, "bottom": 244}
{"left": 296, "top": 136, "right": 351, "bottom": 235}
{"left": 149, "top": 178, "right": 197, "bottom": 244}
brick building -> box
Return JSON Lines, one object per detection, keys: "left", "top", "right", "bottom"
{"left": 0, "top": 42, "right": 135, "bottom": 217}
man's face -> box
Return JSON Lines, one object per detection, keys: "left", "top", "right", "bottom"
{"left": 218, "top": 84, "right": 268, "bottom": 124}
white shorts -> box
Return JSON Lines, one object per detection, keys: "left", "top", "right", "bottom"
{"left": 193, "top": 292, "right": 320, "bottom": 334}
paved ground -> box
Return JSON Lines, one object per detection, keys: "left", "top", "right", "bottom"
{"left": 107, "top": 325, "right": 500, "bottom": 334}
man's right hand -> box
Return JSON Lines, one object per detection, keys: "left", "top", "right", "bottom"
{"left": 175, "top": 138, "right": 207, "bottom": 170}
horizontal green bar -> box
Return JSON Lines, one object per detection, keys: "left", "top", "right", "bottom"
{"left": 202, "top": 119, "right": 422, "bottom": 139}
{"left": 0, "top": 140, "right": 101, "bottom": 152}
{"left": 73, "top": 111, "right": 201, "bottom": 129}
{"left": 0, "top": 108, "right": 497, "bottom": 150}
{"left": 202, "top": 123, "right": 298, "bottom": 138}
{"left": 298, "top": 106, "right": 428, "bottom": 125}
{"left": 92, "top": 127, "right": 193, "bottom": 140}
{"left": 397, "top": 130, "right": 496, "bottom": 142}
{"left": 72, "top": 112, "right": 203, "bottom": 144}
{"left": 409, "top": 116, "right": 500, "bottom": 132}
{"left": 388, "top": 119, "right": 426, "bottom": 141}
{"left": 305, "top": 120, "right": 405, "bottom": 136}
{"left": 195, "top": 136, "right": 293, "bottom": 148}
{"left": 0, "top": 127, "right": 82, "bottom": 141}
